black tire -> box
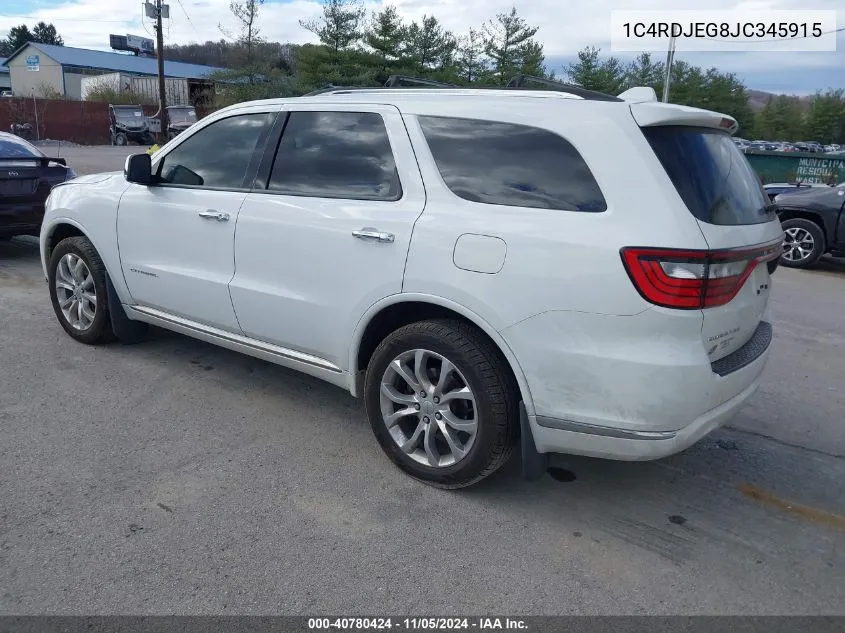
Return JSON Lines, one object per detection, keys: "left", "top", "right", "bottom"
{"left": 48, "top": 236, "right": 114, "bottom": 345}
{"left": 364, "top": 319, "right": 519, "bottom": 489}
{"left": 114, "top": 132, "right": 128, "bottom": 146}
{"left": 780, "top": 218, "right": 826, "bottom": 269}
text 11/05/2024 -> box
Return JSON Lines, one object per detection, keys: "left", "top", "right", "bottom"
{"left": 307, "top": 618, "right": 529, "bottom": 631}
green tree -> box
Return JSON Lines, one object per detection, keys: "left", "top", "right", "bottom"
{"left": 698, "top": 68, "right": 755, "bottom": 136}
{"left": 403, "top": 16, "right": 456, "bottom": 76}
{"left": 806, "top": 89, "right": 845, "bottom": 144}
{"left": 565, "top": 46, "right": 625, "bottom": 95}
{"left": 365, "top": 5, "right": 404, "bottom": 79}
{"left": 455, "top": 28, "right": 486, "bottom": 84}
{"left": 300, "top": 0, "right": 366, "bottom": 62}
{"left": 482, "top": 7, "right": 546, "bottom": 84}
{"left": 624, "top": 52, "right": 664, "bottom": 91}
{"left": 0, "top": 25, "right": 33, "bottom": 56}
{"left": 31, "top": 21, "right": 64, "bottom": 46}
{"left": 755, "top": 95, "right": 807, "bottom": 141}
{"left": 295, "top": 44, "right": 379, "bottom": 91}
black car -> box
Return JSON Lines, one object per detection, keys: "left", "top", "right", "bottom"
{"left": 0, "top": 132, "right": 77, "bottom": 240}
{"left": 763, "top": 182, "right": 829, "bottom": 202}
{"left": 774, "top": 183, "right": 845, "bottom": 268}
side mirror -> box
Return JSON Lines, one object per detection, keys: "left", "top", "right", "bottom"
{"left": 124, "top": 153, "right": 153, "bottom": 185}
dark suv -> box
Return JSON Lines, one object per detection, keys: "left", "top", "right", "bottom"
{"left": 775, "top": 183, "right": 845, "bottom": 268}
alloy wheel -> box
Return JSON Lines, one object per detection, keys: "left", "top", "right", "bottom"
{"left": 782, "top": 227, "right": 815, "bottom": 262}
{"left": 379, "top": 349, "right": 478, "bottom": 468}
{"left": 55, "top": 253, "right": 97, "bottom": 331}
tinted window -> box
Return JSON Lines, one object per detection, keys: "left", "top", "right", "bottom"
{"left": 268, "top": 111, "right": 400, "bottom": 200}
{"left": 0, "top": 136, "right": 42, "bottom": 158}
{"left": 643, "top": 126, "right": 773, "bottom": 226}
{"left": 417, "top": 116, "right": 606, "bottom": 212}
{"left": 157, "top": 113, "right": 275, "bottom": 189}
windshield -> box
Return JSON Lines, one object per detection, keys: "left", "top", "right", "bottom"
{"left": 169, "top": 108, "right": 196, "bottom": 124}
{"left": 113, "top": 107, "right": 144, "bottom": 121}
{"left": 0, "top": 135, "right": 43, "bottom": 159}
{"left": 643, "top": 126, "right": 773, "bottom": 226}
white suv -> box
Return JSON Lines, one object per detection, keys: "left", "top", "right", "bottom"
{"left": 39, "top": 86, "right": 783, "bottom": 488}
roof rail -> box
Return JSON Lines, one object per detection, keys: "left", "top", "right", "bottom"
{"left": 382, "top": 75, "right": 461, "bottom": 88}
{"left": 506, "top": 74, "right": 623, "bottom": 102}
{"left": 305, "top": 75, "right": 461, "bottom": 96}
{"left": 302, "top": 84, "right": 369, "bottom": 97}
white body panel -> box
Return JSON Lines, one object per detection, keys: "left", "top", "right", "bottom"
{"left": 39, "top": 89, "right": 782, "bottom": 463}
{"left": 116, "top": 184, "right": 246, "bottom": 332}
{"left": 229, "top": 103, "right": 426, "bottom": 367}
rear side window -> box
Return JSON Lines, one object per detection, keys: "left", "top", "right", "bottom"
{"left": 642, "top": 126, "right": 773, "bottom": 226}
{"left": 417, "top": 116, "right": 607, "bottom": 212}
{"left": 0, "top": 136, "right": 41, "bottom": 158}
{"left": 268, "top": 111, "right": 401, "bottom": 200}
{"left": 157, "top": 112, "right": 275, "bottom": 189}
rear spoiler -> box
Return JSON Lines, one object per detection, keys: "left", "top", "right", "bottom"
{"left": 0, "top": 156, "right": 67, "bottom": 166}
{"left": 629, "top": 102, "right": 739, "bottom": 135}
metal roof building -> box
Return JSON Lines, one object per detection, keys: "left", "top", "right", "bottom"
{"left": 1, "top": 42, "right": 224, "bottom": 100}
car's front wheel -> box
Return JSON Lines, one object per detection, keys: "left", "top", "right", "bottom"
{"left": 364, "top": 319, "right": 519, "bottom": 489}
{"left": 48, "top": 236, "right": 113, "bottom": 344}
{"left": 780, "top": 218, "right": 826, "bottom": 268}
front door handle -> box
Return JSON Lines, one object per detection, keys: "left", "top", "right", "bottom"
{"left": 352, "top": 228, "right": 395, "bottom": 243}
{"left": 198, "top": 210, "right": 230, "bottom": 222}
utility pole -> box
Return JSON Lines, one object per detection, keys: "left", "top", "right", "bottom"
{"left": 662, "top": 35, "right": 677, "bottom": 103}
{"left": 154, "top": 0, "right": 168, "bottom": 140}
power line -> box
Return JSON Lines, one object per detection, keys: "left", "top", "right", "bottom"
{"left": 175, "top": 0, "right": 198, "bottom": 32}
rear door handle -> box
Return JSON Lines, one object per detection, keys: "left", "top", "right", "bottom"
{"left": 198, "top": 210, "right": 230, "bottom": 222}
{"left": 352, "top": 228, "right": 395, "bottom": 243}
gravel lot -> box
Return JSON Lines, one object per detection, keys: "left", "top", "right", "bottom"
{"left": 1, "top": 149, "right": 844, "bottom": 615}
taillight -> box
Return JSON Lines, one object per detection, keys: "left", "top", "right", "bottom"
{"left": 621, "top": 243, "right": 781, "bottom": 310}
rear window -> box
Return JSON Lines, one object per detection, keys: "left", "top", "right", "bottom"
{"left": 643, "top": 126, "right": 773, "bottom": 226}
{"left": 0, "top": 136, "right": 42, "bottom": 159}
{"left": 418, "top": 116, "right": 607, "bottom": 212}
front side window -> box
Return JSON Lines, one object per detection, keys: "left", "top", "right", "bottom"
{"left": 157, "top": 112, "right": 275, "bottom": 189}
{"left": 417, "top": 116, "right": 607, "bottom": 212}
{"left": 268, "top": 111, "right": 401, "bottom": 200}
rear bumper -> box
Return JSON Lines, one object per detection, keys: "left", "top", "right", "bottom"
{"left": 501, "top": 309, "right": 772, "bottom": 460}
{"left": 530, "top": 365, "right": 764, "bottom": 460}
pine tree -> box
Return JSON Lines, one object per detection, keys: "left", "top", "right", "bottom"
{"left": 482, "top": 7, "right": 546, "bottom": 84}
{"left": 403, "top": 16, "right": 456, "bottom": 77}
{"left": 455, "top": 28, "right": 486, "bottom": 83}
{"left": 365, "top": 5, "right": 404, "bottom": 79}
{"left": 806, "top": 89, "right": 845, "bottom": 144}
{"left": 300, "top": 0, "right": 366, "bottom": 61}
{"left": 565, "top": 47, "right": 625, "bottom": 95}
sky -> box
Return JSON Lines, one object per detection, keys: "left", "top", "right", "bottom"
{"left": 1, "top": 0, "right": 842, "bottom": 95}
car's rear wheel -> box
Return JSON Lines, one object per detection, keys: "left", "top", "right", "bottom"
{"left": 364, "top": 319, "right": 518, "bottom": 489}
{"left": 780, "top": 218, "right": 826, "bottom": 268}
{"left": 48, "top": 236, "right": 113, "bottom": 345}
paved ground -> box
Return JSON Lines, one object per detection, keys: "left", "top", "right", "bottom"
{"left": 1, "top": 151, "right": 844, "bottom": 615}
{"left": 37, "top": 145, "right": 141, "bottom": 175}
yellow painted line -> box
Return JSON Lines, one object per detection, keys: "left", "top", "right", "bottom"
{"left": 738, "top": 483, "right": 845, "bottom": 531}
